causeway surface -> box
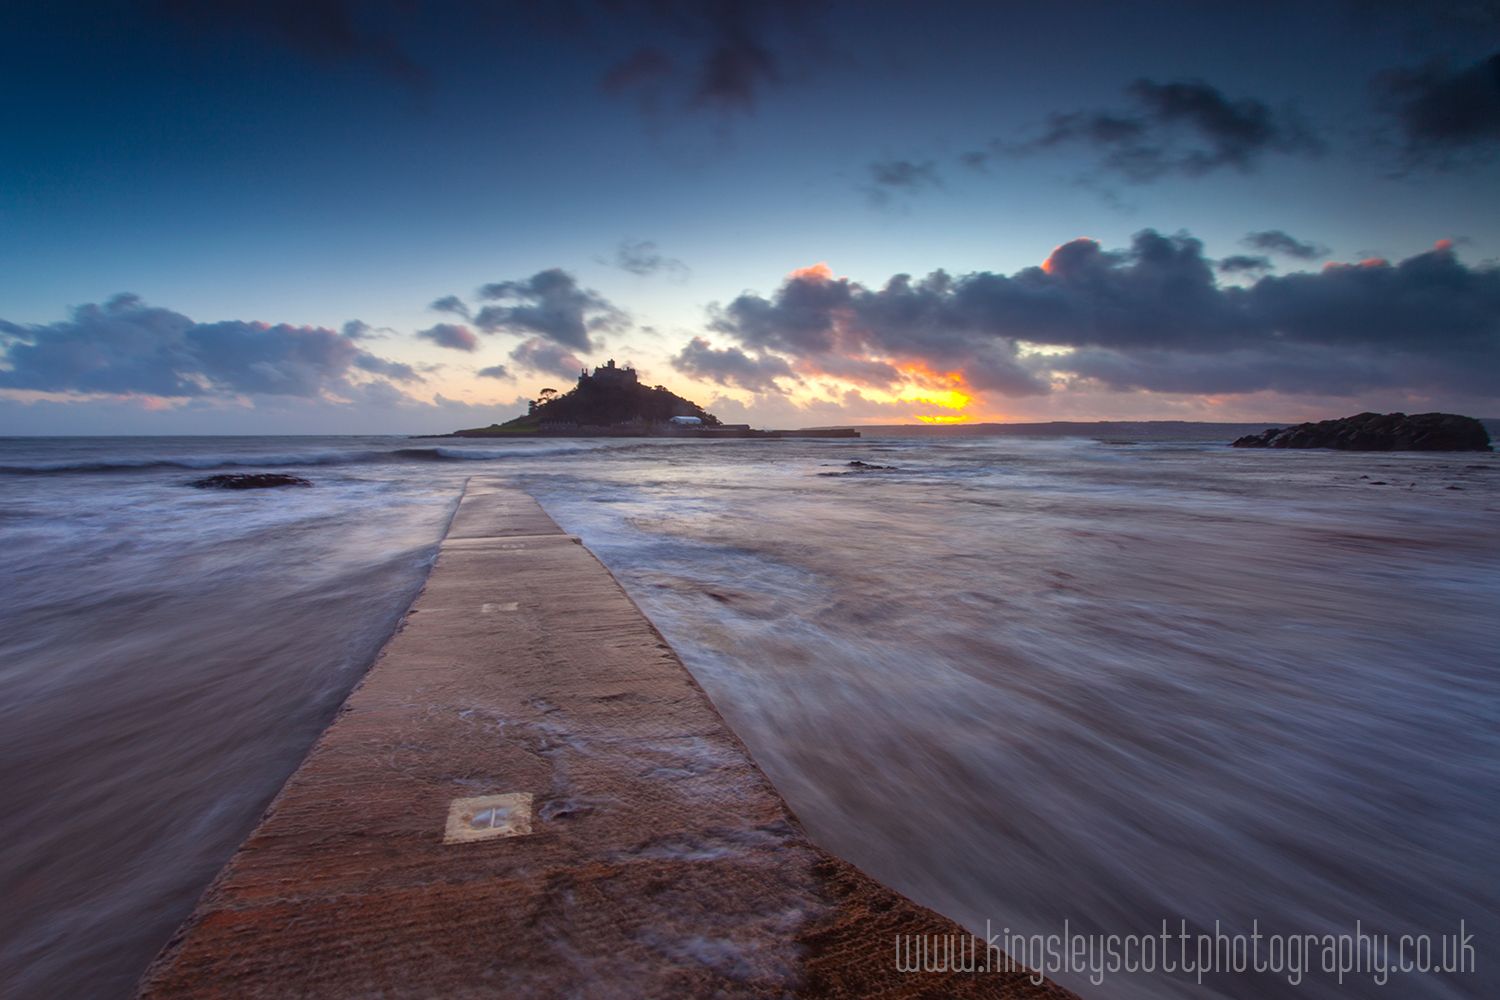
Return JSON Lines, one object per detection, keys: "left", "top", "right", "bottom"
{"left": 134, "top": 479, "right": 1078, "bottom": 999}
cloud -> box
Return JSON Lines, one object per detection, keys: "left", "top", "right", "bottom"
{"left": 155, "top": 0, "right": 429, "bottom": 89}
{"left": 670, "top": 337, "right": 795, "bottom": 393}
{"left": 0, "top": 294, "right": 418, "bottom": 400}
{"left": 353, "top": 353, "right": 422, "bottom": 381}
{"left": 357, "top": 378, "right": 413, "bottom": 408}
{"left": 958, "top": 150, "right": 991, "bottom": 173}
{"left": 863, "top": 159, "right": 943, "bottom": 206}
{"left": 1008, "top": 78, "right": 1324, "bottom": 181}
{"left": 1218, "top": 255, "right": 1274, "bottom": 274}
{"left": 1241, "top": 230, "right": 1330, "bottom": 260}
{"left": 1374, "top": 52, "right": 1500, "bottom": 163}
{"left": 415, "top": 322, "right": 480, "bottom": 352}
{"left": 476, "top": 364, "right": 511, "bottom": 379}
{"left": 160, "top": 0, "right": 832, "bottom": 121}
{"left": 698, "top": 233, "right": 1500, "bottom": 403}
{"left": 471, "top": 268, "right": 625, "bottom": 352}
{"left": 691, "top": 29, "right": 777, "bottom": 112}
{"left": 603, "top": 46, "right": 677, "bottom": 93}
{"left": 342, "top": 319, "right": 374, "bottom": 338}
{"left": 796, "top": 351, "right": 902, "bottom": 387}
{"left": 705, "top": 384, "right": 927, "bottom": 427}
{"left": 508, "top": 337, "right": 586, "bottom": 379}
{"left": 706, "top": 263, "right": 1048, "bottom": 396}
{"left": 603, "top": 0, "right": 829, "bottom": 115}
{"left": 430, "top": 295, "right": 472, "bottom": 320}
{"left": 609, "top": 238, "right": 688, "bottom": 278}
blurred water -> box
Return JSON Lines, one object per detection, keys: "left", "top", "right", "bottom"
{"left": 1, "top": 434, "right": 1496, "bottom": 1000}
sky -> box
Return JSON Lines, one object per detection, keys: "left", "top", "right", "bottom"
{"left": 1, "top": 0, "right": 1497, "bottom": 434}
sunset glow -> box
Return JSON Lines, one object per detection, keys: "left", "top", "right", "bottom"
{"left": 901, "top": 389, "right": 972, "bottom": 410}
{"left": 788, "top": 262, "right": 834, "bottom": 282}
{"left": 897, "top": 363, "right": 972, "bottom": 414}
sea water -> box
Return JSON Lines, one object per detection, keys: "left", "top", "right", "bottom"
{"left": 0, "top": 435, "right": 1495, "bottom": 1000}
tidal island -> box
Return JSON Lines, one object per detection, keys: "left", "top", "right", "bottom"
{"left": 430, "top": 361, "right": 860, "bottom": 439}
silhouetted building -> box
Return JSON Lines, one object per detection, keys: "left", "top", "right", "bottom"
{"left": 583, "top": 359, "right": 638, "bottom": 384}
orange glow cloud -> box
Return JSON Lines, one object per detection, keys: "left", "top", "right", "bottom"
{"left": 896, "top": 362, "right": 973, "bottom": 415}
{"left": 899, "top": 362, "right": 967, "bottom": 390}
{"left": 902, "top": 389, "right": 972, "bottom": 409}
{"left": 915, "top": 414, "right": 972, "bottom": 423}
{"left": 1040, "top": 240, "right": 1093, "bottom": 274}
{"left": 788, "top": 262, "right": 834, "bottom": 281}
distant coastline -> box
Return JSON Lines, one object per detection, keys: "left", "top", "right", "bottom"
{"left": 421, "top": 420, "right": 1287, "bottom": 443}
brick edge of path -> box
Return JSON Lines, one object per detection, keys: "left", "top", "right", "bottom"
{"left": 134, "top": 478, "right": 1081, "bottom": 1000}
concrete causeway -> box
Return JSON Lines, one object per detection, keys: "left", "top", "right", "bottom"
{"left": 134, "top": 479, "right": 1079, "bottom": 999}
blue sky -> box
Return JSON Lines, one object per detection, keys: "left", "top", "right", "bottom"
{"left": 2, "top": 0, "right": 1497, "bottom": 433}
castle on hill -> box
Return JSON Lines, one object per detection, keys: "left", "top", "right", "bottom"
{"left": 582, "top": 359, "right": 637, "bottom": 384}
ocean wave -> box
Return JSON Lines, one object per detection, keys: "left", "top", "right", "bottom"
{"left": 0, "top": 442, "right": 607, "bottom": 474}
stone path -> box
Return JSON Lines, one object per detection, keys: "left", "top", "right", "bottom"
{"left": 135, "top": 479, "right": 1080, "bottom": 1000}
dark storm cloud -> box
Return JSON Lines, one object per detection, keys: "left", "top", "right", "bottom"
{"left": 470, "top": 268, "right": 625, "bottom": 352}
{"left": 702, "top": 233, "right": 1500, "bottom": 399}
{"left": 509, "top": 337, "right": 587, "bottom": 379}
{"left": 415, "top": 322, "right": 480, "bottom": 352}
{"left": 1242, "top": 230, "right": 1330, "bottom": 259}
{"left": 477, "top": 364, "right": 511, "bottom": 379}
{"left": 0, "top": 294, "right": 414, "bottom": 398}
{"left": 671, "top": 337, "right": 794, "bottom": 393}
{"left": 1010, "top": 78, "right": 1325, "bottom": 181}
{"left": 1375, "top": 53, "right": 1500, "bottom": 159}
{"left": 610, "top": 239, "right": 688, "bottom": 278}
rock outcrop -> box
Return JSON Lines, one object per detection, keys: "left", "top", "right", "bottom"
{"left": 1230, "top": 412, "right": 1492, "bottom": 451}
{"left": 188, "top": 473, "right": 314, "bottom": 489}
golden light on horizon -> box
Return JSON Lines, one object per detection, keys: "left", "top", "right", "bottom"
{"left": 900, "top": 388, "right": 972, "bottom": 409}
{"left": 896, "top": 362, "right": 973, "bottom": 420}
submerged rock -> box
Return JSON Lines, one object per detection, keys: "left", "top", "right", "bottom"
{"left": 817, "top": 460, "right": 899, "bottom": 476}
{"left": 188, "top": 473, "right": 314, "bottom": 489}
{"left": 1230, "top": 412, "right": 1492, "bottom": 451}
